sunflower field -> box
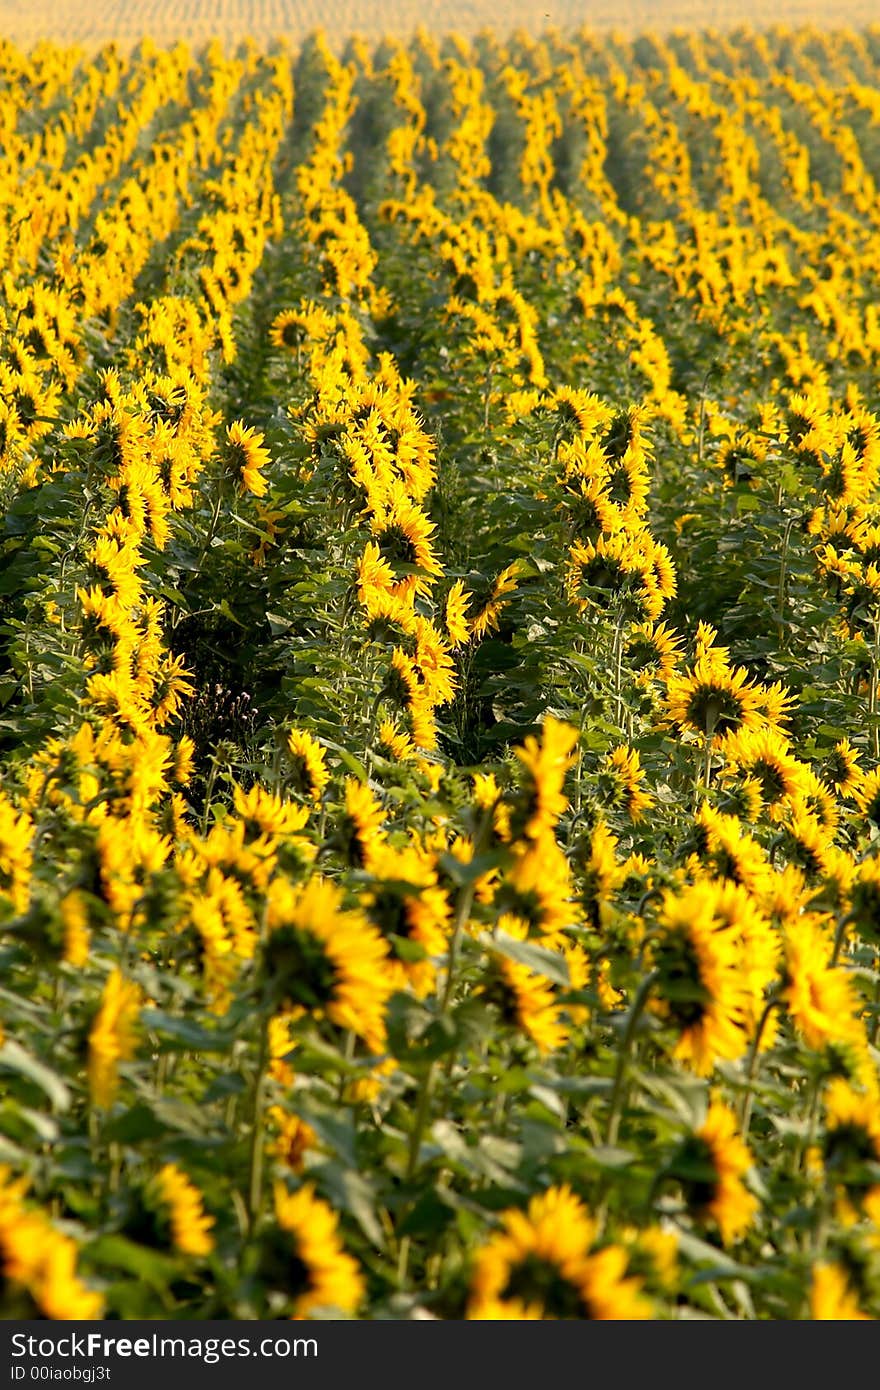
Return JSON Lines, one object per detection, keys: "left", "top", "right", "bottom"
{"left": 3, "top": 20, "right": 880, "bottom": 1322}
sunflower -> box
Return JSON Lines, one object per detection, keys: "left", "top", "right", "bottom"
{"left": 0, "top": 1172, "right": 103, "bottom": 1319}
{"left": 224, "top": 419, "right": 270, "bottom": 496}
{"left": 444, "top": 579, "right": 472, "bottom": 647}
{"left": 151, "top": 1165, "right": 214, "bottom": 1257}
{"left": 558, "top": 471, "right": 621, "bottom": 539}
{"left": 496, "top": 835, "right": 576, "bottom": 945}
{"left": 509, "top": 714, "right": 579, "bottom": 841}
{"left": 377, "top": 716, "right": 418, "bottom": 763}
{"left": 811, "top": 1263, "right": 872, "bottom": 1320}
{"left": 668, "top": 1101, "right": 758, "bottom": 1246}
{"left": 0, "top": 792, "right": 32, "bottom": 918}
{"left": 467, "top": 1185, "right": 650, "bottom": 1319}
{"left": 703, "top": 879, "right": 780, "bottom": 1044}
{"left": 480, "top": 916, "right": 569, "bottom": 1055}
{"left": 369, "top": 483, "right": 442, "bottom": 598}
{"left": 328, "top": 779, "right": 383, "bottom": 871}
{"left": 822, "top": 1078, "right": 880, "bottom": 1216}
{"left": 268, "top": 1108, "right": 318, "bottom": 1173}
{"left": 854, "top": 768, "right": 880, "bottom": 826}
{"left": 269, "top": 309, "right": 307, "bottom": 351}
{"left": 624, "top": 620, "right": 682, "bottom": 686}
{"left": 824, "top": 738, "right": 863, "bottom": 796}
{"left": 88, "top": 969, "right": 142, "bottom": 1109}
{"left": 60, "top": 890, "right": 90, "bottom": 968}
{"left": 850, "top": 857, "right": 880, "bottom": 943}
{"left": 268, "top": 1182, "right": 364, "bottom": 1318}
{"left": 287, "top": 729, "right": 330, "bottom": 802}
{"left": 665, "top": 654, "right": 765, "bottom": 744}
{"left": 565, "top": 532, "right": 654, "bottom": 618}
{"left": 547, "top": 385, "right": 611, "bottom": 443}
{"left": 720, "top": 726, "right": 808, "bottom": 820}
{"left": 648, "top": 882, "right": 749, "bottom": 1075}
{"left": 601, "top": 745, "right": 654, "bottom": 823}
{"left": 361, "top": 840, "right": 451, "bottom": 998}
{"left": 470, "top": 561, "right": 522, "bottom": 640}
{"left": 690, "top": 806, "right": 773, "bottom": 901}
{"left": 233, "top": 784, "right": 310, "bottom": 843}
{"left": 781, "top": 915, "right": 864, "bottom": 1056}
{"left": 264, "top": 874, "right": 393, "bottom": 1054}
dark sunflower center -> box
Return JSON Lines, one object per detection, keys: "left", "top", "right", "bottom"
{"left": 673, "top": 1136, "right": 718, "bottom": 1213}
{"left": 684, "top": 685, "right": 744, "bottom": 737}
{"left": 505, "top": 1254, "right": 585, "bottom": 1319}
{"left": 264, "top": 926, "right": 337, "bottom": 1010}
{"left": 753, "top": 759, "right": 786, "bottom": 803}
{"left": 14, "top": 390, "right": 38, "bottom": 427}
{"left": 261, "top": 1229, "right": 313, "bottom": 1298}
{"left": 787, "top": 411, "right": 813, "bottom": 446}
{"left": 576, "top": 555, "right": 627, "bottom": 595}
{"left": 378, "top": 524, "right": 418, "bottom": 569}
{"left": 367, "top": 889, "right": 410, "bottom": 937}
{"left": 627, "top": 636, "right": 658, "bottom": 673}
{"left": 606, "top": 464, "right": 633, "bottom": 506}
{"left": 824, "top": 1122, "right": 878, "bottom": 1197}
{"left": 654, "top": 933, "right": 708, "bottom": 1028}
{"left": 497, "top": 884, "right": 545, "bottom": 935}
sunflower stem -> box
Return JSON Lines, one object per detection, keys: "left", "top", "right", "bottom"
{"left": 775, "top": 515, "right": 796, "bottom": 647}
{"left": 196, "top": 484, "right": 225, "bottom": 573}
{"left": 739, "top": 994, "right": 781, "bottom": 1137}
{"left": 399, "top": 802, "right": 497, "bottom": 1285}
{"left": 830, "top": 910, "right": 857, "bottom": 967}
{"left": 871, "top": 614, "right": 880, "bottom": 760}
{"left": 247, "top": 1006, "right": 271, "bottom": 1231}
{"left": 605, "top": 969, "right": 658, "bottom": 1147}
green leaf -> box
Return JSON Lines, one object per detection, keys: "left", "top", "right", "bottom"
{"left": 484, "top": 931, "right": 570, "bottom": 987}
{"left": 141, "top": 1010, "right": 236, "bottom": 1052}
{"left": 0, "top": 1039, "right": 71, "bottom": 1111}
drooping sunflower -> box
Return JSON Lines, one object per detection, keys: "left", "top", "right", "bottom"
{"left": 88, "top": 969, "right": 142, "bottom": 1109}
{"left": 150, "top": 1165, "right": 215, "bottom": 1257}
{"left": 509, "top": 714, "right": 579, "bottom": 842}
{"left": 267, "top": 1182, "right": 364, "bottom": 1319}
{"left": 287, "top": 729, "right": 330, "bottom": 802}
{"left": 333, "top": 777, "right": 387, "bottom": 870}
{"left": 810, "top": 1262, "right": 872, "bottom": 1320}
{"left": 648, "top": 882, "right": 749, "bottom": 1075}
{"left": 264, "top": 874, "right": 393, "bottom": 1054}
{"left": 781, "top": 916, "right": 866, "bottom": 1061}
{"left": 480, "top": 916, "right": 570, "bottom": 1056}
{"left": 822, "top": 1079, "right": 880, "bottom": 1217}
{"left": 601, "top": 745, "right": 654, "bottom": 823}
{"left": 224, "top": 419, "right": 270, "bottom": 497}
{"left": 667, "top": 1101, "right": 758, "bottom": 1247}
{"left": 719, "top": 726, "right": 809, "bottom": 821}
{"left": 369, "top": 482, "right": 442, "bottom": 598}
